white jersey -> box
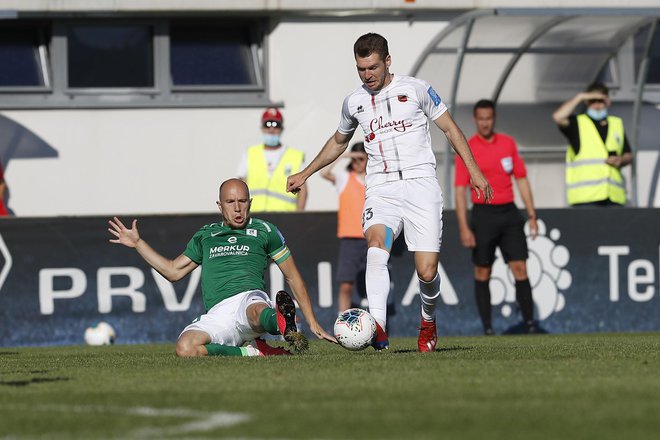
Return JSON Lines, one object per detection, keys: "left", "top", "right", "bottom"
{"left": 337, "top": 74, "right": 447, "bottom": 188}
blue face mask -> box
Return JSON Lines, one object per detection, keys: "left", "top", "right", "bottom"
{"left": 586, "top": 108, "right": 608, "bottom": 121}
{"left": 263, "top": 134, "right": 281, "bottom": 147}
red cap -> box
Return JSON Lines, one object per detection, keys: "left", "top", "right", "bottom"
{"left": 261, "top": 107, "right": 283, "bottom": 124}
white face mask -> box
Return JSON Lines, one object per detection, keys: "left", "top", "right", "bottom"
{"left": 587, "top": 108, "right": 608, "bottom": 121}
{"left": 262, "top": 134, "right": 281, "bottom": 147}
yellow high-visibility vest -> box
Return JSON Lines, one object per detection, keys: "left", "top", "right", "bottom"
{"left": 247, "top": 144, "right": 304, "bottom": 212}
{"left": 565, "top": 114, "right": 626, "bottom": 206}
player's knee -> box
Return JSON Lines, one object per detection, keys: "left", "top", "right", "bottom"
{"left": 175, "top": 339, "right": 201, "bottom": 357}
{"left": 246, "top": 303, "right": 267, "bottom": 331}
{"left": 474, "top": 266, "right": 491, "bottom": 281}
{"left": 365, "top": 226, "right": 392, "bottom": 251}
{"left": 508, "top": 261, "right": 527, "bottom": 279}
{"left": 417, "top": 266, "right": 437, "bottom": 282}
{"left": 366, "top": 238, "right": 386, "bottom": 250}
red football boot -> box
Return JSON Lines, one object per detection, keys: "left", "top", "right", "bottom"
{"left": 418, "top": 317, "right": 437, "bottom": 353}
{"left": 253, "top": 338, "right": 292, "bottom": 356}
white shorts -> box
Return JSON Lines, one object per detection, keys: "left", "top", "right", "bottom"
{"left": 179, "top": 290, "right": 272, "bottom": 346}
{"left": 362, "top": 177, "right": 443, "bottom": 252}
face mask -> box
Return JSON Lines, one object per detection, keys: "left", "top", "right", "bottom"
{"left": 586, "top": 108, "right": 608, "bottom": 120}
{"left": 262, "top": 134, "right": 281, "bottom": 147}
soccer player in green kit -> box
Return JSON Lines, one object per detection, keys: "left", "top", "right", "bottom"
{"left": 108, "top": 178, "right": 335, "bottom": 357}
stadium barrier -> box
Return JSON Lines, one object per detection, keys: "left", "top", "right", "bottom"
{"left": 0, "top": 209, "right": 658, "bottom": 347}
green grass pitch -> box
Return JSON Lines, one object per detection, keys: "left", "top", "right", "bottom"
{"left": 1, "top": 332, "right": 659, "bottom": 439}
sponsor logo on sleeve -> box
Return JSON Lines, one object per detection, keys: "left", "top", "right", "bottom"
{"left": 427, "top": 87, "right": 442, "bottom": 106}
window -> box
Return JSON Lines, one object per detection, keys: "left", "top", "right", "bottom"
{"left": 644, "top": 26, "right": 660, "bottom": 84}
{"left": 634, "top": 24, "right": 660, "bottom": 85}
{"left": 0, "top": 25, "right": 49, "bottom": 88}
{"left": 0, "top": 18, "right": 269, "bottom": 108}
{"left": 67, "top": 25, "right": 154, "bottom": 88}
{"left": 170, "top": 25, "right": 258, "bottom": 87}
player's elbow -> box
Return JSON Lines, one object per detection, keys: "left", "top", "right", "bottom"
{"left": 167, "top": 273, "right": 186, "bottom": 283}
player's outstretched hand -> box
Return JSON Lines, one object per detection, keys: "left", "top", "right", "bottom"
{"left": 471, "top": 174, "right": 494, "bottom": 203}
{"left": 286, "top": 172, "right": 306, "bottom": 194}
{"left": 309, "top": 321, "right": 337, "bottom": 344}
{"left": 108, "top": 217, "right": 140, "bottom": 248}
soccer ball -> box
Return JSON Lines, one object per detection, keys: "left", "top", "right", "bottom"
{"left": 334, "top": 308, "right": 377, "bottom": 351}
{"left": 84, "top": 321, "right": 116, "bottom": 346}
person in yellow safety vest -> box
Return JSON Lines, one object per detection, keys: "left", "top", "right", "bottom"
{"left": 552, "top": 82, "right": 633, "bottom": 207}
{"left": 236, "top": 108, "right": 307, "bottom": 212}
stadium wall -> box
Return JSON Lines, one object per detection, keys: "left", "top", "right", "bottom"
{"left": 0, "top": 19, "right": 448, "bottom": 217}
{"left": 0, "top": 209, "right": 658, "bottom": 347}
{"left": 4, "top": 8, "right": 658, "bottom": 217}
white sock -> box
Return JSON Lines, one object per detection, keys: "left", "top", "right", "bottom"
{"left": 242, "top": 345, "right": 262, "bottom": 357}
{"left": 419, "top": 272, "right": 441, "bottom": 322}
{"left": 366, "top": 247, "right": 390, "bottom": 329}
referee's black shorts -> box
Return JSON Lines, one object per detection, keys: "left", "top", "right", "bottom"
{"left": 470, "top": 203, "right": 528, "bottom": 266}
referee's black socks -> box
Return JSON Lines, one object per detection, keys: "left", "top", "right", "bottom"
{"left": 474, "top": 280, "right": 492, "bottom": 334}
{"left": 515, "top": 278, "right": 534, "bottom": 326}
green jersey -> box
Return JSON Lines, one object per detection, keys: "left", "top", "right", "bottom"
{"left": 183, "top": 217, "right": 291, "bottom": 311}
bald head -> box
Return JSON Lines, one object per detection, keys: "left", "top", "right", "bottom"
{"left": 219, "top": 178, "right": 250, "bottom": 200}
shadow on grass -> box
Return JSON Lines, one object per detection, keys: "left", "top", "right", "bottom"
{"left": 0, "top": 377, "right": 70, "bottom": 387}
{"left": 0, "top": 351, "right": 19, "bottom": 356}
{"left": 392, "top": 346, "right": 474, "bottom": 354}
{"left": 438, "top": 345, "right": 474, "bottom": 353}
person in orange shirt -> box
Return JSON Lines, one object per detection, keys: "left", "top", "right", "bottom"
{"left": 321, "top": 143, "right": 368, "bottom": 313}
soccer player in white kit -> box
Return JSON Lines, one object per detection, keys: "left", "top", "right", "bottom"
{"left": 287, "top": 33, "right": 493, "bottom": 352}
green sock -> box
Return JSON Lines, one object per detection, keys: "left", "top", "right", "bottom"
{"left": 204, "top": 343, "right": 245, "bottom": 356}
{"left": 259, "top": 307, "right": 280, "bottom": 335}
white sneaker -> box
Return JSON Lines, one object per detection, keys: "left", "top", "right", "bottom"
{"left": 243, "top": 344, "right": 262, "bottom": 357}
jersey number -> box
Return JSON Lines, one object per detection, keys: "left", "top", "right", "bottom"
{"left": 362, "top": 207, "right": 373, "bottom": 226}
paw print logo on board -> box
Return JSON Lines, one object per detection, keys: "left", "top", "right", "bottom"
{"left": 489, "top": 219, "right": 571, "bottom": 320}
